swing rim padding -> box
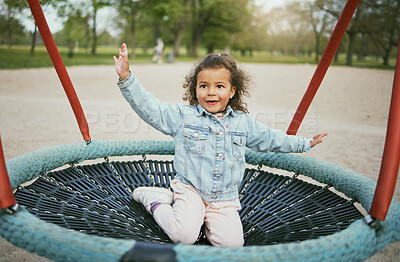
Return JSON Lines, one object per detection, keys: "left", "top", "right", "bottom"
{"left": 0, "top": 139, "right": 399, "bottom": 262}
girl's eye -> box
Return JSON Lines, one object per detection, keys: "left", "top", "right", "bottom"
{"left": 200, "top": 84, "right": 207, "bottom": 88}
{"left": 217, "top": 85, "right": 224, "bottom": 88}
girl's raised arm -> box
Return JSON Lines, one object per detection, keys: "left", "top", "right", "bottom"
{"left": 114, "top": 43, "right": 131, "bottom": 81}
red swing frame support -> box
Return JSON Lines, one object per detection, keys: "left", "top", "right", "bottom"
{"left": 27, "top": 0, "right": 91, "bottom": 143}
{"left": 286, "top": 0, "right": 360, "bottom": 135}
{"left": 1, "top": 0, "right": 91, "bottom": 210}
{"left": 369, "top": 36, "right": 400, "bottom": 221}
{"left": 0, "top": 136, "right": 18, "bottom": 211}
{"left": 286, "top": 0, "right": 400, "bottom": 222}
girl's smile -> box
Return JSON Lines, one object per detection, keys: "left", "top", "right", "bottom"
{"left": 196, "top": 68, "right": 236, "bottom": 114}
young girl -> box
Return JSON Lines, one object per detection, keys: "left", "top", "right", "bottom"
{"left": 114, "top": 43, "right": 327, "bottom": 247}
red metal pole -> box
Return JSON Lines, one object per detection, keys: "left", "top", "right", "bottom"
{"left": 27, "top": 0, "right": 91, "bottom": 143}
{"left": 369, "top": 35, "right": 400, "bottom": 221}
{"left": 287, "top": 0, "right": 360, "bottom": 135}
{"left": 0, "top": 135, "right": 17, "bottom": 210}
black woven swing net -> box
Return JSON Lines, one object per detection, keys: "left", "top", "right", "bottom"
{"left": 14, "top": 157, "right": 363, "bottom": 246}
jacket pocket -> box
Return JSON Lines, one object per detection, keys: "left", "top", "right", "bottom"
{"left": 184, "top": 126, "right": 208, "bottom": 155}
{"left": 232, "top": 133, "right": 246, "bottom": 160}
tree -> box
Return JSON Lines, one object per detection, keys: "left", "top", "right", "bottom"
{"left": 190, "top": 0, "right": 251, "bottom": 56}
{"left": 58, "top": 1, "right": 92, "bottom": 52}
{"left": 170, "top": 0, "right": 191, "bottom": 56}
{"left": 271, "top": 2, "right": 316, "bottom": 57}
{"left": 303, "top": 0, "right": 333, "bottom": 62}
{"left": 57, "top": 6, "right": 91, "bottom": 54}
{"left": 344, "top": 2, "right": 362, "bottom": 66}
{"left": 319, "top": 0, "right": 370, "bottom": 66}
{"left": 190, "top": 0, "right": 211, "bottom": 56}
{"left": 90, "top": 0, "right": 111, "bottom": 55}
{"left": 0, "top": 0, "right": 25, "bottom": 48}
{"left": 364, "top": 0, "right": 400, "bottom": 66}
{"left": 231, "top": 6, "right": 269, "bottom": 56}
{"left": 144, "top": 0, "right": 191, "bottom": 57}
{"left": 202, "top": 26, "right": 230, "bottom": 53}
{"left": 115, "top": 0, "right": 145, "bottom": 58}
{"left": 17, "top": 0, "right": 68, "bottom": 56}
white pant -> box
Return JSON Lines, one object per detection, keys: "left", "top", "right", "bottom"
{"left": 153, "top": 179, "right": 244, "bottom": 246}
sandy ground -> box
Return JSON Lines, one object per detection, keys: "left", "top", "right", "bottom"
{"left": 0, "top": 62, "right": 399, "bottom": 261}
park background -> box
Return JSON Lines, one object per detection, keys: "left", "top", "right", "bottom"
{"left": 0, "top": 0, "right": 400, "bottom": 262}
{"left": 0, "top": 0, "right": 399, "bottom": 68}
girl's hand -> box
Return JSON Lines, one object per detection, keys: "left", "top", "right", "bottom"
{"left": 310, "top": 133, "right": 328, "bottom": 148}
{"left": 113, "top": 43, "right": 130, "bottom": 81}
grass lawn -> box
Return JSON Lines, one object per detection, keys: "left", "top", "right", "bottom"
{"left": 0, "top": 45, "right": 395, "bottom": 70}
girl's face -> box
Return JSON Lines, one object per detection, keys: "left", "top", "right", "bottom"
{"left": 196, "top": 67, "right": 236, "bottom": 114}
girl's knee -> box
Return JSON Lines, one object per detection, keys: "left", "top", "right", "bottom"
{"left": 206, "top": 224, "right": 244, "bottom": 247}
{"left": 165, "top": 219, "right": 202, "bottom": 245}
{"left": 169, "top": 229, "right": 200, "bottom": 245}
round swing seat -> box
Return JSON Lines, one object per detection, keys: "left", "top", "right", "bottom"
{"left": 1, "top": 140, "right": 399, "bottom": 262}
{"left": 13, "top": 157, "right": 363, "bottom": 246}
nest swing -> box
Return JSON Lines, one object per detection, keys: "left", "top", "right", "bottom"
{"left": 1, "top": 0, "right": 400, "bottom": 261}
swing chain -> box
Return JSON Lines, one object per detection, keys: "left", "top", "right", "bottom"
{"left": 142, "top": 155, "right": 155, "bottom": 186}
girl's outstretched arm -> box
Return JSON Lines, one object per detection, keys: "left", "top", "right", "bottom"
{"left": 113, "top": 43, "right": 130, "bottom": 81}
{"left": 310, "top": 133, "right": 328, "bottom": 148}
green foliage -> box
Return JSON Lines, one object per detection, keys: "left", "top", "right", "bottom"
{"left": 55, "top": 8, "right": 90, "bottom": 48}
{"left": 0, "top": 0, "right": 398, "bottom": 66}
{"left": 0, "top": 45, "right": 395, "bottom": 70}
{"left": 0, "top": 14, "right": 27, "bottom": 45}
{"left": 0, "top": 45, "right": 150, "bottom": 69}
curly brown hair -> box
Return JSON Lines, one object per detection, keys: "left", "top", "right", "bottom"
{"left": 183, "top": 53, "right": 251, "bottom": 113}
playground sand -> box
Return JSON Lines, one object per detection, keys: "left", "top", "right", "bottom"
{"left": 0, "top": 63, "right": 399, "bottom": 261}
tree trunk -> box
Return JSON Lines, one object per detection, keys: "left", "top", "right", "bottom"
{"left": 91, "top": 9, "right": 97, "bottom": 55}
{"left": 84, "top": 16, "right": 90, "bottom": 52}
{"left": 190, "top": 0, "right": 209, "bottom": 57}
{"left": 191, "top": 16, "right": 208, "bottom": 57}
{"left": 334, "top": 41, "right": 342, "bottom": 63}
{"left": 7, "top": 10, "right": 12, "bottom": 48}
{"left": 129, "top": 20, "right": 136, "bottom": 58}
{"left": 315, "top": 33, "right": 320, "bottom": 63}
{"left": 382, "top": 19, "right": 396, "bottom": 66}
{"left": 383, "top": 45, "right": 392, "bottom": 66}
{"left": 346, "top": 32, "right": 356, "bottom": 66}
{"left": 7, "top": 26, "right": 12, "bottom": 48}
{"left": 191, "top": 27, "right": 206, "bottom": 57}
{"left": 173, "top": 0, "right": 189, "bottom": 57}
{"left": 207, "top": 45, "right": 214, "bottom": 54}
{"left": 191, "top": 34, "right": 201, "bottom": 57}
{"left": 30, "top": 24, "right": 37, "bottom": 56}
{"left": 173, "top": 21, "right": 185, "bottom": 57}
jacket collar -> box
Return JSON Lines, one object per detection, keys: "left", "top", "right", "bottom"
{"left": 196, "top": 104, "right": 237, "bottom": 117}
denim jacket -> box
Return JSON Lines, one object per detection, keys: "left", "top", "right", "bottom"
{"left": 118, "top": 73, "right": 310, "bottom": 202}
